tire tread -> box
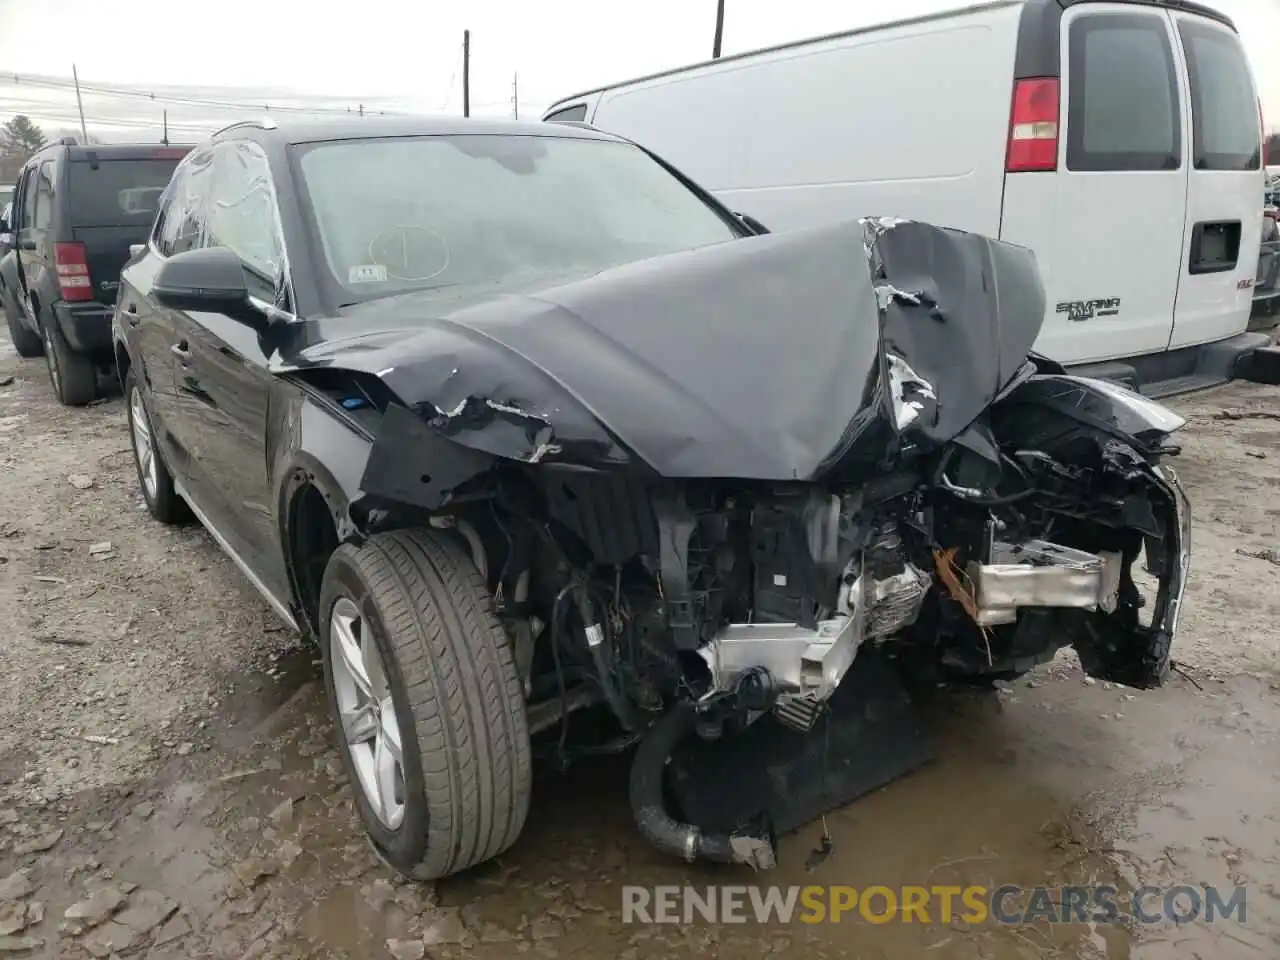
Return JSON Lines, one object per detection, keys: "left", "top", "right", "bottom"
{"left": 339, "top": 528, "right": 530, "bottom": 879}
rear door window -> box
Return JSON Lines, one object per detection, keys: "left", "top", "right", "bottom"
{"left": 1066, "top": 13, "right": 1182, "bottom": 172}
{"left": 67, "top": 157, "right": 185, "bottom": 228}
{"left": 1178, "top": 20, "right": 1260, "bottom": 171}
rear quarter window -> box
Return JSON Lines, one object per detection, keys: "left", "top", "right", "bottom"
{"left": 1066, "top": 13, "right": 1181, "bottom": 172}
{"left": 1178, "top": 19, "right": 1260, "bottom": 172}
{"left": 67, "top": 158, "right": 185, "bottom": 227}
{"left": 545, "top": 104, "right": 588, "bottom": 124}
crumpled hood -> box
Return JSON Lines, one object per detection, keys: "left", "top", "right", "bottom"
{"left": 283, "top": 217, "right": 1046, "bottom": 481}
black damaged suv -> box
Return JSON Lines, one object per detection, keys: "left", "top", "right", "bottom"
{"left": 112, "top": 117, "right": 1190, "bottom": 883}
{"left": 0, "top": 140, "right": 188, "bottom": 404}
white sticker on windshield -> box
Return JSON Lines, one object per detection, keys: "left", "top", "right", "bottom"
{"left": 349, "top": 264, "right": 388, "bottom": 284}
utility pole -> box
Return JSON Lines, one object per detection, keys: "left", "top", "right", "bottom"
{"left": 712, "top": 0, "right": 725, "bottom": 59}
{"left": 71, "top": 64, "right": 89, "bottom": 142}
{"left": 358, "top": 103, "right": 365, "bottom": 117}
{"left": 162, "top": 110, "right": 169, "bottom": 145}
{"left": 463, "top": 30, "right": 471, "bottom": 118}
{"left": 512, "top": 73, "right": 519, "bottom": 120}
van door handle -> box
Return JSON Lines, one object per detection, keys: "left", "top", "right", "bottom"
{"left": 1188, "top": 221, "right": 1242, "bottom": 275}
{"left": 170, "top": 340, "right": 192, "bottom": 362}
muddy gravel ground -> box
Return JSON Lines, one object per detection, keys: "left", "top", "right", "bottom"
{"left": 1, "top": 333, "right": 1279, "bottom": 960}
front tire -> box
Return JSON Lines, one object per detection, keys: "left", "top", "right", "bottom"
{"left": 42, "top": 315, "right": 97, "bottom": 406}
{"left": 124, "top": 367, "right": 187, "bottom": 524}
{"left": 318, "top": 529, "right": 531, "bottom": 881}
{"left": 2, "top": 292, "right": 42, "bottom": 358}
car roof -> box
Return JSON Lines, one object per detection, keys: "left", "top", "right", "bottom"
{"left": 211, "top": 115, "right": 626, "bottom": 147}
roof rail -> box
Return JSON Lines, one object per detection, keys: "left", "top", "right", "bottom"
{"left": 212, "top": 118, "right": 279, "bottom": 137}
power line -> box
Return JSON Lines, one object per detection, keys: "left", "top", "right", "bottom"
{"left": 0, "top": 70, "right": 406, "bottom": 117}
{"left": 1, "top": 107, "right": 212, "bottom": 130}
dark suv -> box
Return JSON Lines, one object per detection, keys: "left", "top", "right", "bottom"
{"left": 0, "top": 141, "right": 189, "bottom": 404}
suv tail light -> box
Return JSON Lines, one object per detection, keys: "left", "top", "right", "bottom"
{"left": 1007, "top": 77, "right": 1060, "bottom": 172}
{"left": 54, "top": 242, "right": 93, "bottom": 302}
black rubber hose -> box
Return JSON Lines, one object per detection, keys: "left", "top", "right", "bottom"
{"left": 628, "top": 700, "right": 776, "bottom": 868}
{"left": 572, "top": 586, "right": 635, "bottom": 731}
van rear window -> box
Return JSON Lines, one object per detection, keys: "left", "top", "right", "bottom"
{"left": 67, "top": 158, "right": 184, "bottom": 227}
{"left": 1066, "top": 13, "right": 1181, "bottom": 172}
{"left": 1178, "top": 20, "right": 1260, "bottom": 172}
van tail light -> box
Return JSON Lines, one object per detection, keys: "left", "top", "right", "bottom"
{"left": 1006, "top": 77, "right": 1060, "bottom": 172}
{"left": 54, "top": 242, "right": 93, "bottom": 302}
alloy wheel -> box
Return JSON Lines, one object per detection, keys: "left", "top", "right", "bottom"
{"left": 128, "top": 386, "right": 158, "bottom": 502}
{"left": 329, "top": 597, "right": 406, "bottom": 829}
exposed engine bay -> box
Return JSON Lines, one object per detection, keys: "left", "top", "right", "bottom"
{"left": 302, "top": 216, "right": 1192, "bottom": 871}
{"left": 416, "top": 419, "right": 1189, "bottom": 869}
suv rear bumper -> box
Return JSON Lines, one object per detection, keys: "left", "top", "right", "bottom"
{"left": 53, "top": 300, "right": 114, "bottom": 354}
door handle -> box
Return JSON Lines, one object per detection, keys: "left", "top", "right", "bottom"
{"left": 122, "top": 304, "right": 140, "bottom": 327}
{"left": 170, "top": 340, "right": 192, "bottom": 362}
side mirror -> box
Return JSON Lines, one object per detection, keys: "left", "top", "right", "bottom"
{"left": 153, "top": 246, "right": 261, "bottom": 325}
{"left": 129, "top": 243, "right": 145, "bottom": 259}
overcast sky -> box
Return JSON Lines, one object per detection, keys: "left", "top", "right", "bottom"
{"left": 1, "top": 0, "right": 1278, "bottom": 140}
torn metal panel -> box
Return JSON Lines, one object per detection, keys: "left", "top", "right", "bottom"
{"left": 427, "top": 395, "right": 561, "bottom": 464}
{"left": 885, "top": 353, "right": 939, "bottom": 431}
{"left": 276, "top": 216, "right": 1048, "bottom": 483}
{"left": 358, "top": 402, "right": 495, "bottom": 511}
{"left": 278, "top": 220, "right": 886, "bottom": 480}
{"left": 866, "top": 217, "right": 1047, "bottom": 448}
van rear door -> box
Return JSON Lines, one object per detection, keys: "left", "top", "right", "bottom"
{"left": 1005, "top": 4, "right": 1188, "bottom": 365}
{"left": 1167, "top": 14, "right": 1262, "bottom": 349}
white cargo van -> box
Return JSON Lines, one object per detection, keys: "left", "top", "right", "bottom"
{"left": 543, "top": 0, "right": 1271, "bottom": 395}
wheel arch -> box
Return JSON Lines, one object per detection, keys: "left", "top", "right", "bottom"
{"left": 114, "top": 337, "right": 132, "bottom": 391}
{"left": 278, "top": 449, "right": 358, "bottom": 639}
